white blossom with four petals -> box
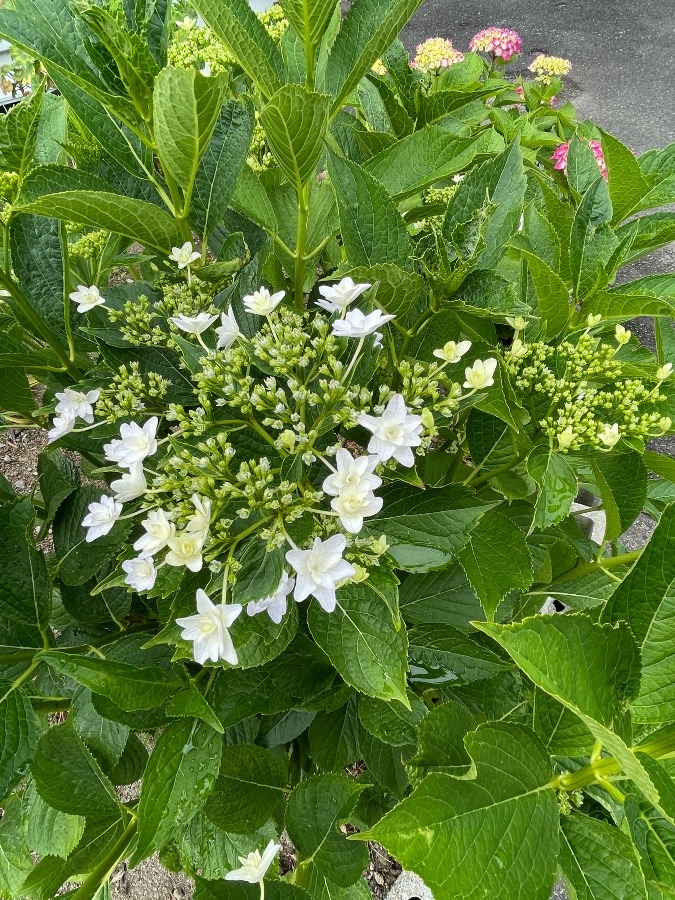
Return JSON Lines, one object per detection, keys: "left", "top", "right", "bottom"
{"left": 82, "top": 495, "right": 122, "bottom": 542}
{"left": 111, "top": 462, "right": 147, "bottom": 503}
{"left": 243, "top": 286, "right": 285, "bottom": 316}
{"left": 48, "top": 409, "right": 76, "bottom": 443}
{"left": 216, "top": 307, "right": 241, "bottom": 349}
{"left": 122, "top": 557, "right": 157, "bottom": 591}
{"left": 165, "top": 530, "right": 204, "bottom": 572}
{"left": 55, "top": 388, "right": 100, "bottom": 423}
{"left": 286, "top": 534, "right": 355, "bottom": 612}
{"left": 104, "top": 417, "right": 158, "bottom": 468}
{"left": 224, "top": 840, "right": 281, "bottom": 884}
{"left": 463, "top": 358, "right": 498, "bottom": 390}
{"left": 169, "top": 312, "right": 218, "bottom": 334}
{"left": 169, "top": 242, "right": 200, "bottom": 269}
{"left": 133, "top": 509, "right": 175, "bottom": 557}
{"left": 331, "top": 487, "right": 383, "bottom": 533}
{"left": 176, "top": 589, "right": 242, "bottom": 665}
{"left": 432, "top": 340, "right": 472, "bottom": 363}
{"left": 358, "top": 394, "right": 423, "bottom": 468}
{"left": 69, "top": 285, "right": 106, "bottom": 313}
{"left": 322, "top": 449, "right": 381, "bottom": 496}
{"left": 332, "top": 308, "right": 395, "bottom": 338}
{"left": 246, "top": 571, "right": 295, "bottom": 624}
{"left": 316, "top": 277, "right": 371, "bottom": 314}
{"left": 598, "top": 423, "right": 620, "bottom": 449}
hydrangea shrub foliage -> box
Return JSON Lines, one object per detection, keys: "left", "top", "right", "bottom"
{"left": 0, "top": 0, "right": 675, "bottom": 897}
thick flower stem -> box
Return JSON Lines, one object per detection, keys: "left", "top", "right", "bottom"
{"left": 72, "top": 816, "right": 138, "bottom": 900}
{"left": 545, "top": 550, "right": 641, "bottom": 589}
{"left": 294, "top": 182, "right": 311, "bottom": 311}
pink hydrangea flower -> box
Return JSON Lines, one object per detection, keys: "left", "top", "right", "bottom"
{"left": 469, "top": 27, "right": 522, "bottom": 61}
{"left": 551, "top": 139, "right": 608, "bottom": 180}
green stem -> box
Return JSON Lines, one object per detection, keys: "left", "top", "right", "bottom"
{"left": 71, "top": 816, "right": 138, "bottom": 900}
{"left": 294, "top": 182, "right": 310, "bottom": 311}
{"left": 0, "top": 659, "right": 40, "bottom": 704}
{"left": 2, "top": 221, "right": 9, "bottom": 275}
{"left": 544, "top": 549, "right": 641, "bottom": 589}
{"left": 60, "top": 221, "right": 76, "bottom": 364}
{"left": 465, "top": 449, "right": 527, "bottom": 487}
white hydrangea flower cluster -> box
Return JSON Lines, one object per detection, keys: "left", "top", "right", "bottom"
{"left": 57, "top": 274, "right": 498, "bottom": 669}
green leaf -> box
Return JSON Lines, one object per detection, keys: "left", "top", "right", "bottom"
{"left": 626, "top": 794, "right": 675, "bottom": 893}
{"left": 286, "top": 773, "right": 368, "bottom": 887}
{"left": 364, "top": 722, "right": 559, "bottom": 899}
{"left": 560, "top": 812, "right": 647, "bottom": 899}
{"left": 229, "top": 599, "right": 299, "bottom": 669}
{"left": 108, "top": 733, "right": 149, "bottom": 786}
{"left": 407, "top": 699, "right": 474, "bottom": 778}
{"left": 261, "top": 85, "right": 331, "bottom": 189}
{"left": 602, "top": 504, "right": 675, "bottom": 723}
{"left": 192, "top": 99, "right": 254, "bottom": 239}
{"left": 204, "top": 743, "right": 287, "bottom": 832}
{"left": 153, "top": 67, "right": 226, "bottom": 196}
{"left": 17, "top": 175, "right": 181, "bottom": 253}
{"left": 527, "top": 446, "right": 578, "bottom": 532}
{"left": 324, "top": 0, "right": 424, "bottom": 113}
{"left": 358, "top": 691, "right": 427, "bottom": 747}
{"left": 408, "top": 623, "right": 510, "bottom": 685}
{"left": 231, "top": 163, "right": 278, "bottom": 233}
{"left": 37, "top": 450, "right": 80, "bottom": 524}
{"left": 532, "top": 690, "right": 594, "bottom": 756}
{"left": 0, "top": 793, "right": 32, "bottom": 897}
{"left": 585, "top": 291, "right": 675, "bottom": 321}
{"left": 232, "top": 540, "right": 285, "bottom": 606}
{"left": 0, "top": 688, "right": 39, "bottom": 801}
{"left": 328, "top": 149, "right": 412, "bottom": 270}
{"left": 70, "top": 685, "right": 129, "bottom": 769}
{"left": 0, "top": 87, "right": 43, "bottom": 176}
{"left": 599, "top": 128, "right": 649, "bottom": 225}
{"left": 196, "top": 879, "right": 308, "bottom": 900}
{"left": 520, "top": 249, "right": 570, "bottom": 339}
{"left": 449, "top": 270, "right": 530, "bottom": 319}
{"left": 307, "top": 581, "right": 408, "bottom": 704}
{"left": 399, "top": 565, "right": 484, "bottom": 627}
{"left": 443, "top": 141, "right": 527, "bottom": 269}
{"left": 593, "top": 451, "right": 648, "bottom": 543}
{"left": 364, "top": 127, "right": 501, "bottom": 200}
{"left": 190, "top": 0, "right": 284, "bottom": 99}
{"left": 38, "top": 651, "right": 180, "bottom": 711}
{"left": 368, "top": 483, "right": 497, "bottom": 573}
{"left": 24, "top": 782, "right": 85, "bottom": 860}
{"left": 132, "top": 720, "right": 222, "bottom": 864}
{"left": 309, "top": 697, "right": 361, "bottom": 771}
{"left": 53, "top": 485, "right": 131, "bottom": 586}
{"left": 0, "top": 498, "right": 50, "bottom": 626}
{"left": 359, "top": 730, "right": 410, "bottom": 799}
{"left": 617, "top": 212, "right": 675, "bottom": 265}
{"left": 476, "top": 614, "right": 673, "bottom": 813}
{"left": 278, "top": 0, "right": 335, "bottom": 55}
{"left": 32, "top": 722, "right": 120, "bottom": 817}
{"left": 569, "top": 178, "right": 613, "bottom": 298}
{"left": 166, "top": 682, "right": 224, "bottom": 734}
{"left": 456, "top": 508, "right": 533, "bottom": 619}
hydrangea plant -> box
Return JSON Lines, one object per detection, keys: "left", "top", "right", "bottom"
{"left": 0, "top": 1, "right": 674, "bottom": 898}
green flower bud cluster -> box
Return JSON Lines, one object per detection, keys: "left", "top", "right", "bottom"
{"left": 248, "top": 121, "right": 274, "bottom": 173}
{"left": 0, "top": 171, "right": 19, "bottom": 203}
{"left": 69, "top": 228, "right": 109, "bottom": 260}
{"left": 395, "top": 358, "right": 462, "bottom": 419}
{"left": 504, "top": 330, "right": 670, "bottom": 451}
{"left": 94, "top": 362, "right": 170, "bottom": 421}
{"left": 257, "top": 2, "right": 288, "bottom": 42}
{"left": 107, "top": 294, "right": 164, "bottom": 347}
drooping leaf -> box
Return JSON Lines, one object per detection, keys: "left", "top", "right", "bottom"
{"left": 37, "top": 450, "right": 80, "bottom": 525}
{"left": 0, "top": 793, "right": 32, "bottom": 897}
{"left": 527, "top": 446, "right": 578, "bottom": 532}
{"left": 0, "top": 498, "right": 50, "bottom": 626}
{"left": 406, "top": 699, "right": 474, "bottom": 779}
{"left": 0, "top": 688, "right": 39, "bottom": 801}
{"left": 131, "top": 720, "right": 222, "bottom": 864}
{"left": 364, "top": 722, "right": 559, "bottom": 899}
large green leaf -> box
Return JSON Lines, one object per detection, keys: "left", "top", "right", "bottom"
{"left": 328, "top": 149, "right": 412, "bottom": 270}
{"left": 38, "top": 652, "right": 180, "bottom": 711}
{"left": 32, "top": 722, "right": 120, "bottom": 817}
{"left": 191, "top": 100, "right": 254, "bottom": 239}
{"left": 0, "top": 794, "right": 32, "bottom": 897}
{"left": 398, "top": 565, "right": 484, "bottom": 627}
{"left": 307, "top": 582, "right": 408, "bottom": 705}
{"left": 0, "top": 688, "right": 39, "bottom": 801}
{"left": 286, "top": 773, "right": 368, "bottom": 887}
{"left": 261, "top": 85, "right": 331, "bottom": 188}
{"left": 24, "top": 782, "right": 85, "bottom": 861}
{"left": 0, "top": 498, "right": 49, "bottom": 626}
{"left": 358, "top": 691, "right": 427, "bottom": 747}
{"left": 309, "top": 698, "right": 361, "bottom": 771}
{"left": 569, "top": 177, "right": 613, "bottom": 299}
{"left": 190, "top": 0, "right": 284, "bottom": 99}
{"left": 367, "top": 484, "right": 496, "bottom": 572}
{"left": 476, "top": 614, "right": 673, "bottom": 812}
{"left": 406, "top": 700, "right": 474, "bottom": 779}
{"left": 599, "top": 128, "right": 649, "bottom": 225}
{"left": 131, "top": 720, "right": 222, "bottom": 864}
{"left": 195, "top": 880, "right": 309, "bottom": 900}
{"left": 456, "top": 508, "right": 533, "bottom": 619}
{"left": 153, "top": 67, "right": 226, "bottom": 197}
{"left": 204, "top": 744, "right": 287, "bottom": 832}
{"left": 520, "top": 249, "right": 570, "bottom": 339}
{"left": 324, "top": 0, "right": 424, "bottom": 113}
{"left": 627, "top": 794, "right": 675, "bottom": 893}
{"left": 443, "top": 141, "right": 527, "bottom": 269}
{"left": 231, "top": 163, "right": 278, "bottom": 233}
{"left": 0, "top": 86, "right": 43, "bottom": 176}
{"left": 527, "top": 446, "right": 578, "bottom": 532}
{"left": 37, "top": 450, "right": 80, "bottom": 525}
{"left": 278, "top": 0, "right": 336, "bottom": 61}
{"left": 408, "top": 623, "right": 510, "bottom": 685}
{"left": 593, "top": 451, "right": 647, "bottom": 543}
{"left": 364, "top": 722, "right": 559, "bottom": 899}
{"left": 603, "top": 504, "right": 675, "bottom": 724}
{"left": 560, "top": 812, "right": 647, "bottom": 899}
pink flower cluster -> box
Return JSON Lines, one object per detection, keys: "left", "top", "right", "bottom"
{"left": 469, "top": 27, "right": 522, "bottom": 61}
{"left": 551, "top": 139, "right": 608, "bottom": 180}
